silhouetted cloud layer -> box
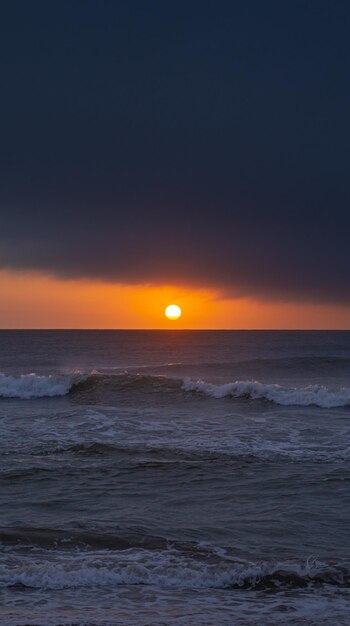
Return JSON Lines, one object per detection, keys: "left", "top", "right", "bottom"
{"left": 1, "top": 1, "right": 349, "bottom": 303}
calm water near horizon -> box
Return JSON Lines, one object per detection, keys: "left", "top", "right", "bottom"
{"left": 0, "top": 330, "right": 350, "bottom": 625}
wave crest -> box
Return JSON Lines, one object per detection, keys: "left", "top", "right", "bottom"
{"left": 182, "top": 378, "right": 350, "bottom": 408}
{"left": 0, "top": 373, "right": 81, "bottom": 399}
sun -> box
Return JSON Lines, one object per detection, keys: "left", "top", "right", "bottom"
{"left": 165, "top": 304, "right": 182, "bottom": 320}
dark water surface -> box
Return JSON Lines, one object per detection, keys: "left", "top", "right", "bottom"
{"left": 0, "top": 331, "right": 350, "bottom": 625}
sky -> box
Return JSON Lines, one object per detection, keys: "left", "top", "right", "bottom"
{"left": 1, "top": 0, "right": 350, "bottom": 328}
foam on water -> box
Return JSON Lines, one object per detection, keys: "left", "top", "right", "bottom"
{"left": 1, "top": 547, "right": 349, "bottom": 591}
{"left": 183, "top": 377, "right": 350, "bottom": 408}
{"left": 3, "top": 548, "right": 347, "bottom": 626}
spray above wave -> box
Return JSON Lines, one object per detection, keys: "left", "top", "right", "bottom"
{"left": 183, "top": 378, "right": 350, "bottom": 408}
{"left": 0, "top": 373, "right": 81, "bottom": 399}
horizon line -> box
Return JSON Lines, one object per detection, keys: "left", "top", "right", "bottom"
{"left": 1, "top": 328, "right": 350, "bottom": 332}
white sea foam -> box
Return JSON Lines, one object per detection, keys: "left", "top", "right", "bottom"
{"left": 1, "top": 551, "right": 350, "bottom": 626}
{"left": 0, "top": 549, "right": 347, "bottom": 590}
{"left": 0, "top": 373, "right": 78, "bottom": 399}
{"left": 182, "top": 378, "right": 350, "bottom": 408}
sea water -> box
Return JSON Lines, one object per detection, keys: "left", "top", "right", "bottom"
{"left": 0, "top": 330, "right": 349, "bottom": 625}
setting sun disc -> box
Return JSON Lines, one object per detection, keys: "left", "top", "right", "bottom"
{"left": 165, "top": 304, "right": 182, "bottom": 320}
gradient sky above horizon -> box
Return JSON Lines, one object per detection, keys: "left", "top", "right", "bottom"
{"left": 1, "top": 1, "right": 350, "bottom": 328}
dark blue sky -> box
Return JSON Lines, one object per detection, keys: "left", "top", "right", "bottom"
{"left": 1, "top": 0, "right": 349, "bottom": 303}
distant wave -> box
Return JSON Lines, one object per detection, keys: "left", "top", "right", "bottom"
{"left": 183, "top": 378, "right": 350, "bottom": 408}
{"left": 241, "top": 355, "right": 350, "bottom": 369}
{"left": 0, "top": 527, "right": 170, "bottom": 552}
{"left": 97, "top": 355, "right": 350, "bottom": 375}
{"left": 169, "top": 355, "right": 350, "bottom": 371}
{"left": 0, "top": 373, "right": 81, "bottom": 399}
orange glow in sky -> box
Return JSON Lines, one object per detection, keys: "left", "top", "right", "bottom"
{"left": 0, "top": 269, "right": 350, "bottom": 329}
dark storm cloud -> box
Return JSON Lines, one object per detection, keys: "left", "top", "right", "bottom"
{"left": 1, "top": 0, "right": 350, "bottom": 303}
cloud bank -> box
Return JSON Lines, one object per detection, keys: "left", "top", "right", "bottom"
{"left": 1, "top": 0, "right": 349, "bottom": 304}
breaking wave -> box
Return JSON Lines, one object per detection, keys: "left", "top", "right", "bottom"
{"left": 182, "top": 378, "right": 350, "bottom": 408}
{"left": 0, "top": 373, "right": 83, "bottom": 399}
{"left": 2, "top": 370, "right": 350, "bottom": 407}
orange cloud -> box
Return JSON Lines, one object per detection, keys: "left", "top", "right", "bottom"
{"left": 0, "top": 269, "right": 350, "bottom": 329}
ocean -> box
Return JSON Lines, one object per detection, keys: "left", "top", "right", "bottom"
{"left": 0, "top": 330, "right": 349, "bottom": 625}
